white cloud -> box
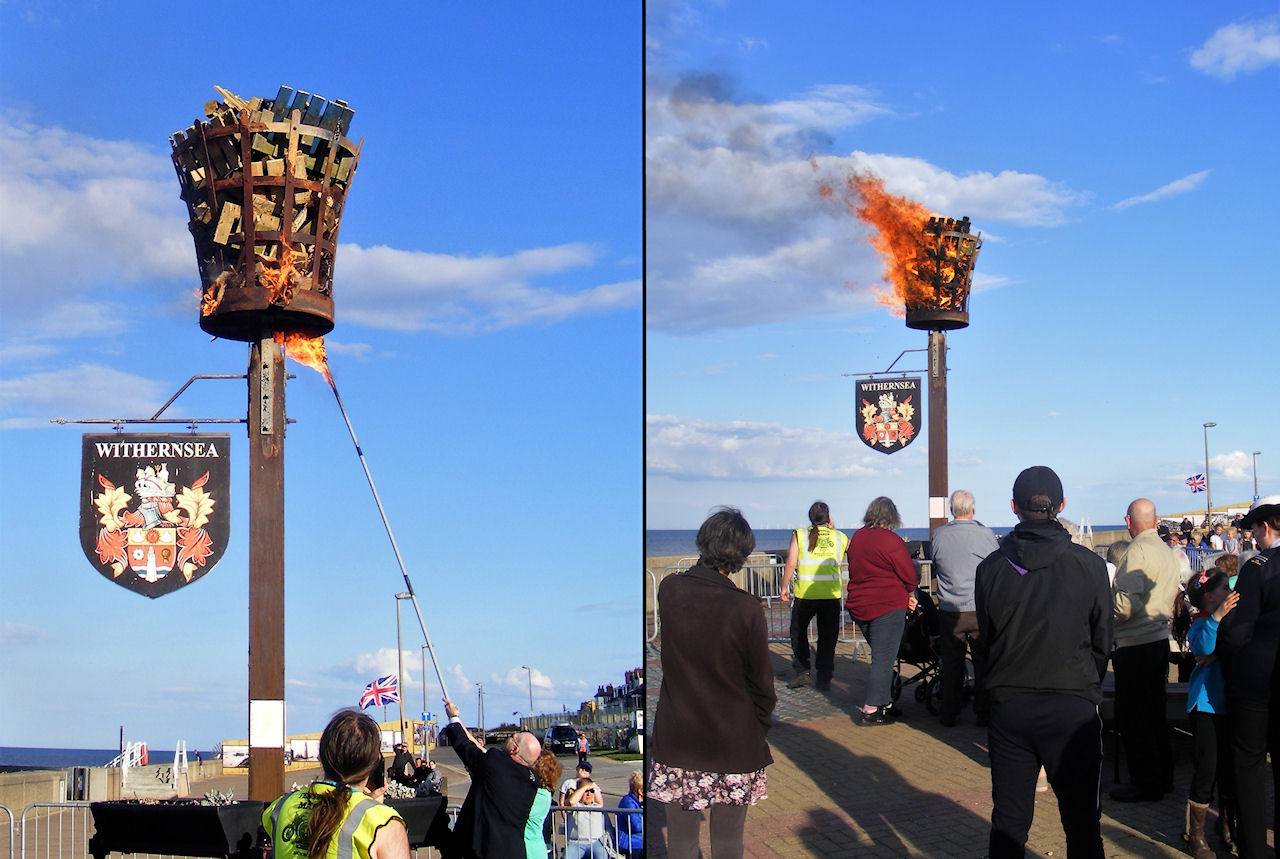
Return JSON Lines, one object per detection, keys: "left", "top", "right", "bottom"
{"left": 0, "top": 112, "right": 638, "bottom": 362}
{"left": 0, "top": 621, "right": 46, "bottom": 646}
{"left": 1211, "top": 449, "right": 1262, "bottom": 482}
{"left": 0, "top": 364, "right": 167, "bottom": 429}
{"left": 1113, "top": 170, "right": 1210, "bottom": 210}
{"left": 1190, "top": 16, "right": 1280, "bottom": 79}
{"left": 647, "top": 413, "right": 896, "bottom": 480}
{"left": 645, "top": 77, "right": 1085, "bottom": 336}
{"left": 340, "top": 244, "right": 639, "bottom": 334}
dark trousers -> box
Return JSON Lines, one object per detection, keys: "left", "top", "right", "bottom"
{"left": 664, "top": 802, "right": 748, "bottom": 859}
{"left": 1187, "top": 709, "right": 1235, "bottom": 806}
{"left": 988, "top": 692, "right": 1104, "bottom": 859}
{"left": 1229, "top": 696, "right": 1280, "bottom": 858}
{"left": 789, "top": 597, "right": 840, "bottom": 681}
{"left": 938, "top": 609, "right": 988, "bottom": 720}
{"left": 1112, "top": 639, "right": 1173, "bottom": 792}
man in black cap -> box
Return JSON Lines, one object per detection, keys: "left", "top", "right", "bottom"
{"left": 1218, "top": 493, "right": 1280, "bottom": 858}
{"left": 975, "top": 465, "right": 1111, "bottom": 859}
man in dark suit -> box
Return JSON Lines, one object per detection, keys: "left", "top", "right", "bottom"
{"left": 440, "top": 697, "right": 540, "bottom": 858}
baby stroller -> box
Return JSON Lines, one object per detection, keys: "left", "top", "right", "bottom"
{"left": 889, "top": 587, "right": 961, "bottom": 714}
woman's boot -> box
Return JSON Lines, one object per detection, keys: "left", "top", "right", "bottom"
{"left": 1183, "top": 800, "right": 1214, "bottom": 859}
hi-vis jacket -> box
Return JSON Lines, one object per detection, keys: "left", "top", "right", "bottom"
{"left": 793, "top": 526, "right": 849, "bottom": 600}
{"left": 263, "top": 782, "right": 403, "bottom": 859}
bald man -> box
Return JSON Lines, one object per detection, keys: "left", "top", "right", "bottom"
{"left": 1109, "top": 498, "right": 1182, "bottom": 802}
{"left": 440, "top": 698, "right": 540, "bottom": 858}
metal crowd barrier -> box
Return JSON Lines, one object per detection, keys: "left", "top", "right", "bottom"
{"left": 9, "top": 801, "right": 461, "bottom": 859}
{"left": 546, "top": 805, "right": 639, "bottom": 858}
{"left": 0, "top": 804, "right": 12, "bottom": 859}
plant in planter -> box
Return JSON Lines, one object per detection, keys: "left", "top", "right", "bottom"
{"left": 88, "top": 797, "right": 265, "bottom": 859}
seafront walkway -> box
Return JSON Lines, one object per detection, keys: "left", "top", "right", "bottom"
{"left": 645, "top": 638, "right": 1275, "bottom": 858}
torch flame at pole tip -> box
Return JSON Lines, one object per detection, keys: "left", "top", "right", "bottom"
{"left": 274, "top": 331, "right": 333, "bottom": 387}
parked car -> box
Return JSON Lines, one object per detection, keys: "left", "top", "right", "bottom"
{"left": 543, "top": 724, "right": 578, "bottom": 755}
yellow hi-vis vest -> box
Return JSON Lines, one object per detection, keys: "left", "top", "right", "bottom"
{"left": 263, "top": 783, "right": 403, "bottom": 859}
{"left": 793, "top": 526, "right": 848, "bottom": 600}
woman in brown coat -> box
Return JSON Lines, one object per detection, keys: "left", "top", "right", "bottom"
{"left": 649, "top": 506, "right": 777, "bottom": 859}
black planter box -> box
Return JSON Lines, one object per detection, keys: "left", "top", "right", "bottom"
{"left": 88, "top": 800, "right": 265, "bottom": 859}
{"left": 387, "top": 795, "right": 450, "bottom": 849}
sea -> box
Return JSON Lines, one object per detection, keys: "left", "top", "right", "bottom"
{"left": 646, "top": 525, "right": 1125, "bottom": 557}
{"left": 0, "top": 746, "right": 206, "bottom": 773}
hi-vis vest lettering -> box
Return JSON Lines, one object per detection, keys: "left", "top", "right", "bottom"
{"left": 793, "top": 526, "right": 847, "bottom": 599}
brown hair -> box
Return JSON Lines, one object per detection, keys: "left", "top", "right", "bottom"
{"left": 1214, "top": 553, "right": 1238, "bottom": 577}
{"left": 807, "top": 501, "right": 831, "bottom": 552}
{"left": 532, "top": 749, "right": 562, "bottom": 791}
{"left": 306, "top": 709, "right": 383, "bottom": 859}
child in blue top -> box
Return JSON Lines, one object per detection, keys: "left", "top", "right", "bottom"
{"left": 1171, "top": 568, "right": 1239, "bottom": 857}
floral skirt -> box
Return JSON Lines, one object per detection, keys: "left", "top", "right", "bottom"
{"left": 647, "top": 760, "right": 768, "bottom": 810}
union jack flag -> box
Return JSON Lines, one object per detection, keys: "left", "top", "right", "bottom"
{"left": 1186, "top": 474, "right": 1206, "bottom": 493}
{"left": 359, "top": 674, "right": 399, "bottom": 708}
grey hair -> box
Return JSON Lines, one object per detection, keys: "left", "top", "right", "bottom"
{"left": 949, "top": 490, "right": 975, "bottom": 519}
{"left": 863, "top": 496, "right": 902, "bottom": 531}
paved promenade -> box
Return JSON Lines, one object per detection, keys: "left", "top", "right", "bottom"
{"left": 646, "top": 639, "right": 1272, "bottom": 858}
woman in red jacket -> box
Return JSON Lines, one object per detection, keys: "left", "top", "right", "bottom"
{"left": 845, "top": 496, "right": 919, "bottom": 725}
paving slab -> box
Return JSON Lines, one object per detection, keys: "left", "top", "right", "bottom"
{"left": 646, "top": 639, "right": 1273, "bottom": 857}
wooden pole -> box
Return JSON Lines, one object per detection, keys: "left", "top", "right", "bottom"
{"left": 247, "top": 334, "right": 286, "bottom": 801}
{"left": 928, "top": 330, "right": 948, "bottom": 535}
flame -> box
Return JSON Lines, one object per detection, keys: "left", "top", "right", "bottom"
{"left": 822, "top": 172, "right": 978, "bottom": 315}
{"left": 200, "top": 271, "right": 231, "bottom": 316}
{"left": 275, "top": 331, "right": 332, "bottom": 386}
{"left": 259, "top": 244, "right": 308, "bottom": 305}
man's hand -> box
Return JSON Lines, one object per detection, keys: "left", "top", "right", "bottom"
{"left": 443, "top": 698, "right": 459, "bottom": 719}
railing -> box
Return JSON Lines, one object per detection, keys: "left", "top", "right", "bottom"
{"left": 10, "top": 801, "right": 463, "bottom": 859}
{"left": 1, "top": 804, "right": 13, "bottom": 859}
{"left": 546, "top": 805, "right": 639, "bottom": 858}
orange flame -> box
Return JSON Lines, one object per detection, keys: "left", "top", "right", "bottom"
{"left": 275, "top": 331, "right": 332, "bottom": 386}
{"left": 820, "top": 172, "right": 979, "bottom": 317}
{"left": 259, "top": 244, "right": 308, "bottom": 305}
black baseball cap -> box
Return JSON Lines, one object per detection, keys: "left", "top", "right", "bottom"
{"left": 577, "top": 761, "right": 593, "bottom": 773}
{"left": 1012, "top": 466, "right": 1063, "bottom": 514}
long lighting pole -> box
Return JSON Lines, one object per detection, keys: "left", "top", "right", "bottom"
{"left": 1203, "top": 422, "right": 1216, "bottom": 528}
{"left": 476, "top": 683, "right": 485, "bottom": 745}
{"left": 1253, "top": 451, "right": 1262, "bottom": 502}
{"left": 522, "top": 665, "right": 534, "bottom": 721}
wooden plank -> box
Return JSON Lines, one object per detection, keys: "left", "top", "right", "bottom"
{"left": 213, "top": 201, "right": 241, "bottom": 245}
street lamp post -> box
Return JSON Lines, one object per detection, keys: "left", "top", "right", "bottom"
{"left": 421, "top": 645, "right": 429, "bottom": 714}
{"left": 395, "top": 592, "right": 411, "bottom": 750}
{"left": 1203, "top": 423, "right": 1216, "bottom": 528}
{"left": 476, "top": 683, "right": 486, "bottom": 745}
{"left": 1253, "top": 451, "right": 1262, "bottom": 502}
{"left": 522, "top": 665, "right": 534, "bottom": 721}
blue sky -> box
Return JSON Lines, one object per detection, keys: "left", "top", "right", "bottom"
{"left": 0, "top": 2, "right": 640, "bottom": 750}
{"left": 646, "top": 1, "right": 1278, "bottom": 531}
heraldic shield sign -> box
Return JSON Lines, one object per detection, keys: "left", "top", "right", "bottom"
{"left": 80, "top": 434, "right": 231, "bottom": 598}
{"left": 855, "top": 378, "right": 923, "bottom": 454}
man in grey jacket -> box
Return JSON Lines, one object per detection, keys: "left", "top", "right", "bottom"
{"left": 931, "top": 489, "right": 999, "bottom": 727}
{"left": 1110, "top": 497, "right": 1182, "bottom": 802}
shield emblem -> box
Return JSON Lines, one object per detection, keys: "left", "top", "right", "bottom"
{"left": 855, "top": 378, "right": 922, "bottom": 454}
{"left": 80, "top": 434, "right": 231, "bottom": 598}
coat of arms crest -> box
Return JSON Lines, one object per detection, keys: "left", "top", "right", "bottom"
{"left": 80, "top": 434, "right": 231, "bottom": 598}
{"left": 854, "top": 378, "right": 923, "bottom": 454}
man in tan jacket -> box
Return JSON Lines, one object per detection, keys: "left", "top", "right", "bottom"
{"left": 1110, "top": 497, "right": 1182, "bottom": 802}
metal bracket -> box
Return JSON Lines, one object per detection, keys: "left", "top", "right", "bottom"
{"left": 842, "top": 347, "right": 937, "bottom": 378}
{"left": 49, "top": 373, "right": 296, "bottom": 429}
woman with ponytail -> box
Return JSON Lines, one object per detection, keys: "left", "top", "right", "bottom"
{"left": 781, "top": 501, "right": 849, "bottom": 691}
{"left": 263, "top": 709, "right": 410, "bottom": 859}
